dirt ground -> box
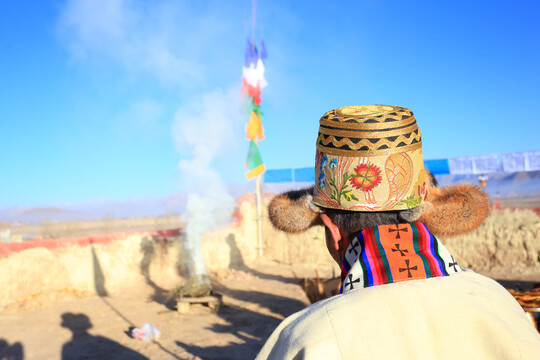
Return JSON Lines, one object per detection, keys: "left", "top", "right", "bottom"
{"left": 1, "top": 259, "right": 538, "bottom": 360}
{"left": 0, "top": 261, "right": 336, "bottom": 360}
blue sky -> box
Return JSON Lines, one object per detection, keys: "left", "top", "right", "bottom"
{"left": 1, "top": 0, "right": 539, "bottom": 208}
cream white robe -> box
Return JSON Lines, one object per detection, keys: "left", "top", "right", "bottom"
{"left": 256, "top": 271, "right": 540, "bottom": 359}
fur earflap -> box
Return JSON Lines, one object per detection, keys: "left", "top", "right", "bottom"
{"left": 268, "top": 181, "right": 490, "bottom": 237}
{"left": 268, "top": 187, "right": 322, "bottom": 233}
{"left": 419, "top": 184, "right": 490, "bottom": 238}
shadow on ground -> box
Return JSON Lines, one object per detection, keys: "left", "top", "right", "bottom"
{"left": 0, "top": 339, "right": 24, "bottom": 360}
{"left": 175, "top": 292, "right": 302, "bottom": 360}
{"left": 60, "top": 312, "right": 148, "bottom": 360}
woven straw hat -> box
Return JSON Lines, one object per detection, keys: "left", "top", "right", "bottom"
{"left": 313, "top": 105, "right": 426, "bottom": 211}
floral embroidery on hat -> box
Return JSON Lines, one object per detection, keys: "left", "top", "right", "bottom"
{"left": 349, "top": 161, "right": 382, "bottom": 204}
{"left": 316, "top": 155, "right": 357, "bottom": 207}
{"left": 350, "top": 163, "right": 383, "bottom": 192}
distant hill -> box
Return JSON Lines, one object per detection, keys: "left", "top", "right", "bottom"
{"left": 0, "top": 194, "right": 190, "bottom": 224}
{"left": 18, "top": 207, "right": 87, "bottom": 223}
{"left": 0, "top": 206, "right": 87, "bottom": 223}
{"left": 0, "top": 183, "right": 256, "bottom": 224}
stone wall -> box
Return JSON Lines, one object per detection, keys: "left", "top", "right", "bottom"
{"left": 0, "top": 194, "right": 332, "bottom": 311}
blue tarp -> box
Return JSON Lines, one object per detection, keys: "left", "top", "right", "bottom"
{"left": 424, "top": 159, "right": 450, "bottom": 175}
{"left": 265, "top": 167, "right": 315, "bottom": 182}
{"left": 264, "top": 169, "right": 293, "bottom": 182}
{"left": 293, "top": 167, "right": 315, "bottom": 182}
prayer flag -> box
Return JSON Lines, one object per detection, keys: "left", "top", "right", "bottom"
{"left": 241, "top": 78, "right": 262, "bottom": 105}
{"left": 244, "top": 39, "right": 258, "bottom": 67}
{"left": 245, "top": 140, "right": 266, "bottom": 179}
{"left": 242, "top": 58, "right": 268, "bottom": 89}
{"left": 260, "top": 40, "right": 267, "bottom": 61}
{"left": 244, "top": 102, "right": 262, "bottom": 117}
{"left": 245, "top": 111, "right": 264, "bottom": 142}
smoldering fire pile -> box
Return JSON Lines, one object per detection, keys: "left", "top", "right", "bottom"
{"left": 175, "top": 190, "right": 235, "bottom": 313}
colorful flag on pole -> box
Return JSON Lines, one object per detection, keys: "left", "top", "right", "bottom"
{"left": 245, "top": 140, "right": 266, "bottom": 179}
{"left": 243, "top": 39, "right": 267, "bottom": 180}
{"left": 245, "top": 111, "right": 264, "bottom": 142}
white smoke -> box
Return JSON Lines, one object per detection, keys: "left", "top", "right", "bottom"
{"left": 173, "top": 87, "right": 243, "bottom": 277}
{"left": 57, "top": 0, "right": 246, "bottom": 282}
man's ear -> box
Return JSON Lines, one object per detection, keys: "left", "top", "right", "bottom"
{"left": 268, "top": 187, "right": 323, "bottom": 233}
{"left": 320, "top": 214, "right": 342, "bottom": 251}
{"left": 418, "top": 184, "right": 490, "bottom": 237}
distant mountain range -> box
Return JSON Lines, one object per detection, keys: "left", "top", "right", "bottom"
{"left": 1, "top": 171, "right": 538, "bottom": 223}
{"left": 0, "top": 195, "right": 187, "bottom": 224}
{"left": 0, "top": 183, "right": 256, "bottom": 224}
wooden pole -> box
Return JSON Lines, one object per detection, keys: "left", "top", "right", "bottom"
{"left": 255, "top": 173, "right": 264, "bottom": 256}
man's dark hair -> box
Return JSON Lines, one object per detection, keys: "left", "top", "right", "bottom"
{"left": 323, "top": 208, "right": 409, "bottom": 240}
